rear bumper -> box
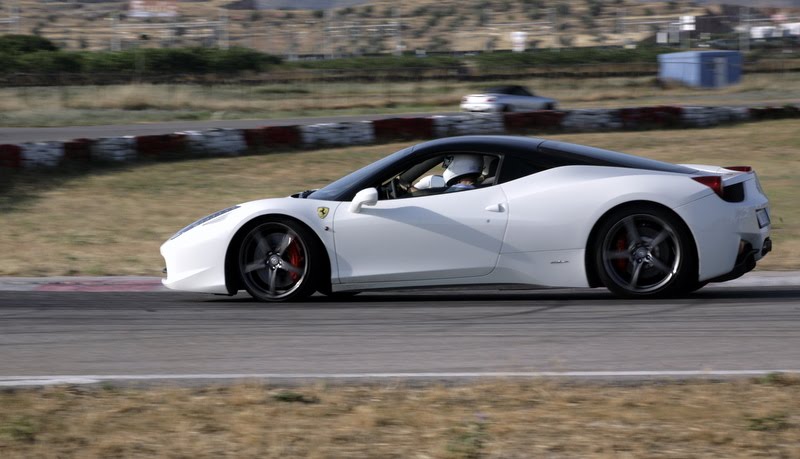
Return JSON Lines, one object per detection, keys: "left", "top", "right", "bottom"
{"left": 708, "top": 237, "right": 771, "bottom": 283}
{"left": 675, "top": 185, "right": 770, "bottom": 283}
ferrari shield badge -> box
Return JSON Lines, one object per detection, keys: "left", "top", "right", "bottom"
{"left": 317, "top": 207, "right": 329, "bottom": 219}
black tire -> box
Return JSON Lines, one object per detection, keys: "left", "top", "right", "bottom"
{"left": 238, "top": 219, "right": 319, "bottom": 302}
{"left": 543, "top": 103, "right": 555, "bottom": 110}
{"left": 593, "top": 204, "right": 697, "bottom": 298}
{"left": 502, "top": 105, "right": 513, "bottom": 112}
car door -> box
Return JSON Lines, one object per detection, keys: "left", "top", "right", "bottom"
{"left": 512, "top": 87, "right": 537, "bottom": 111}
{"left": 331, "top": 185, "right": 509, "bottom": 284}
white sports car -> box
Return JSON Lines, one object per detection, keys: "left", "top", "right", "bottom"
{"left": 460, "top": 85, "right": 557, "bottom": 112}
{"left": 161, "top": 136, "right": 772, "bottom": 302}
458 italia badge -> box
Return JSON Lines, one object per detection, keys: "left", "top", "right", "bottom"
{"left": 317, "top": 207, "right": 329, "bottom": 219}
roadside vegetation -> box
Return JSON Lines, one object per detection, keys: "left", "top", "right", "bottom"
{"left": 1, "top": 376, "right": 799, "bottom": 458}
{"left": 0, "top": 119, "right": 797, "bottom": 276}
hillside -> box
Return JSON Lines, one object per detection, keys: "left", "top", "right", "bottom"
{"left": 0, "top": 1, "right": 788, "bottom": 56}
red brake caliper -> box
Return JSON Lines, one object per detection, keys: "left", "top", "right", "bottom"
{"left": 615, "top": 237, "right": 628, "bottom": 270}
{"left": 285, "top": 242, "right": 304, "bottom": 282}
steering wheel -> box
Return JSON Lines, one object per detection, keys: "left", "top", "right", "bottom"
{"left": 383, "top": 177, "right": 412, "bottom": 199}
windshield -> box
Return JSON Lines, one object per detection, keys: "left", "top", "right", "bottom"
{"left": 307, "top": 145, "right": 414, "bottom": 201}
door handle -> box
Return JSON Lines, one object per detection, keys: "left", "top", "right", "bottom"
{"left": 485, "top": 203, "right": 505, "bottom": 213}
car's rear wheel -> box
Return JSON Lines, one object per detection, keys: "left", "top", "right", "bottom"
{"left": 594, "top": 205, "right": 696, "bottom": 298}
{"left": 501, "top": 104, "right": 513, "bottom": 112}
{"left": 238, "top": 219, "right": 318, "bottom": 302}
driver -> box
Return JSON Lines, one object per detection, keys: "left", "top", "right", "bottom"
{"left": 443, "top": 154, "right": 484, "bottom": 193}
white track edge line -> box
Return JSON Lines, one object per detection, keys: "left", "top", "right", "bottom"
{"left": 1, "top": 370, "right": 800, "bottom": 386}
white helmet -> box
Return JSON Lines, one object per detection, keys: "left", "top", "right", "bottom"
{"left": 413, "top": 174, "right": 446, "bottom": 190}
{"left": 443, "top": 154, "right": 484, "bottom": 186}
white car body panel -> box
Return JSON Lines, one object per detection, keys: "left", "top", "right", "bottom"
{"left": 461, "top": 94, "right": 557, "bottom": 112}
{"left": 332, "top": 185, "right": 509, "bottom": 284}
{"left": 161, "top": 197, "right": 341, "bottom": 294}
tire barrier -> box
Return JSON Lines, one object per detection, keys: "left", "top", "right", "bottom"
{"left": 681, "top": 106, "right": 750, "bottom": 127}
{"left": 373, "top": 117, "right": 435, "bottom": 141}
{"left": 300, "top": 121, "right": 375, "bottom": 147}
{"left": 63, "top": 138, "right": 93, "bottom": 162}
{"left": 135, "top": 134, "right": 187, "bottom": 158}
{"left": 503, "top": 111, "right": 566, "bottom": 132}
{"left": 20, "top": 142, "right": 65, "bottom": 168}
{"left": 619, "top": 106, "right": 683, "bottom": 129}
{"left": 432, "top": 113, "right": 504, "bottom": 137}
{"left": 1, "top": 103, "right": 797, "bottom": 169}
{"left": 181, "top": 129, "right": 247, "bottom": 157}
{"left": 562, "top": 109, "right": 623, "bottom": 132}
{"left": 749, "top": 105, "right": 800, "bottom": 121}
{"left": 91, "top": 136, "right": 136, "bottom": 162}
{"left": 0, "top": 144, "right": 23, "bottom": 169}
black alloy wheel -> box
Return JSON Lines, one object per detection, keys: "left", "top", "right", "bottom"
{"left": 594, "top": 205, "right": 697, "bottom": 298}
{"left": 238, "top": 220, "right": 318, "bottom": 302}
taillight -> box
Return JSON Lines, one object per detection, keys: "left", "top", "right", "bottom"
{"left": 692, "top": 176, "right": 724, "bottom": 197}
{"left": 486, "top": 97, "right": 496, "bottom": 102}
{"left": 724, "top": 166, "right": 753, "bottom": 172}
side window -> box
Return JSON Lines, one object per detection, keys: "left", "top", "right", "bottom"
{"left": 379, "top": 153, "right": 501, "bottom": 200}
{"left": 513, "top": 87, "right": 533, "bottom": 97}
{"left": 496, "top": 155, "right": 546, "bottom": 184}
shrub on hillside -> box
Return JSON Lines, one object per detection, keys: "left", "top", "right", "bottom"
{"left": 469, "top": 47, "right": 665, "bottom": 71}
{"left": 0, "top": 34, "right": 58, "bottom": 54}
{"left": 15, "top": 51, "right": 84, "bottom": 73}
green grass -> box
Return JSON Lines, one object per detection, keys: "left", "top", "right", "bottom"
{"left": 0, "top": 120, "right": 797, "bottom": 276}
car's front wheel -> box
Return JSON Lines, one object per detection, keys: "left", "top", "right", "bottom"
{"left": 594, "top": 205, "right": 697, "bottom": 298}
{"left": 238, "top": 219, "right": 318, "bottom": 302}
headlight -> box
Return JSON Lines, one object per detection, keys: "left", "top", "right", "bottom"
{"left": 170, "top": 206, "right": 240, "bottom": 240}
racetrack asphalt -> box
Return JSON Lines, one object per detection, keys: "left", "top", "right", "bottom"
{"left": 1, "top": 272, "right": 799, "bottom": 387}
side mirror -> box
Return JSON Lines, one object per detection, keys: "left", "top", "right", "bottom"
{"left": 349, "top": 188, "right": 379, "bottom": 213}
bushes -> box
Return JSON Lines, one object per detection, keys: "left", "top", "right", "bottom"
{"left": 0, "top": 34, "right": 58, "bottom": 54}
{"left": 284, "top": 54, "right": 462, "bottom": 71}
{"left": 0, "top": 35, "right": 282, "bottom": 76}
{"left": 469, "top": 47, "right": 666, "bottom": 71}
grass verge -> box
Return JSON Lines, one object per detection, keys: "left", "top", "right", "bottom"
{"left": 1, "top": 377, "right": 799, "bottom": 458}
{"left": 0, "top": 120, "right": 797, "bottom": 276}
{"left": 0, "top": 73, "right": 798, "bottom": 127}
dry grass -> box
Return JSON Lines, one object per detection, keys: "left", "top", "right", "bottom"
{"left": 0, "top": 120, "right": 798, "bottom": 276}
{"left": 1, "top": 377, "right": 799, "bottom": 458}
{"left": 1, "top": 72, "right": 799, "bottom": 127}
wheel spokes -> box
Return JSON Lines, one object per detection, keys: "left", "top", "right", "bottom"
{"left": 629, "top": 261, "right": 643, "bottom": 288}
{"left": 649, "top": 256, "right": 672, "bottom": 275}
{"left": 623, "top": 217, "right": 640, "bottom": 244}
{"left": 649, "top": 229, "right": 670, "bottom": 248}
{"left": 243, "top": 259, "right": 267, "bottom": 273}
{"left": 267, "top": 268, "right": 278, "bottom": 296}
{"left": 280, "top": 260, "right": 303, "bottom": 275}
{"left": 276, "top": 232, "right": 294, "bottom": 257}
{"left": 605, "top": 250, "right": 629, "bottom": 260}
